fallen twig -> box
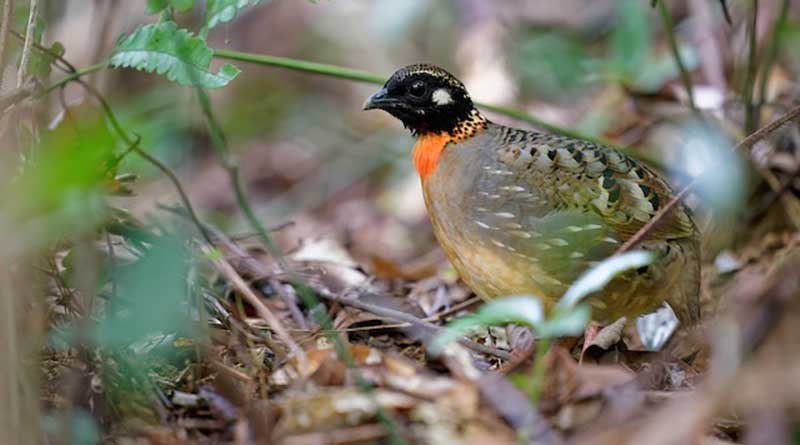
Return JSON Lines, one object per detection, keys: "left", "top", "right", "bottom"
{"left": 209, "top": 251, "right": 309, "bottom": 371}
{"left": 313, "top": 289, "right": 515, "bottom": 361}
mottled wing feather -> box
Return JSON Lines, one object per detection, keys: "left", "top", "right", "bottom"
{"left": 492, "top": 128, "right": 695, "bottom": 242}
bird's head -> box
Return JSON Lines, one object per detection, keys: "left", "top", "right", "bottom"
{"left": 363, "top": 64, "right": 477, "bottom": 136}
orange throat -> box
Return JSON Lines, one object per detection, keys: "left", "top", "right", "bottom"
{"left": 411, "top": 110, "right": 488, "bottom": 180}
{"left": 412, "top": 133, "right": 452, "bottom": 180}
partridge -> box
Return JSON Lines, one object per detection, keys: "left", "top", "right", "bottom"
{"left": 363, "top": 64, "right": 700, "bottom": 324}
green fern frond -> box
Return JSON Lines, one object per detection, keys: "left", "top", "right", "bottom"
{"left": 109, "top": 22, "right": 240, "bottom": 88}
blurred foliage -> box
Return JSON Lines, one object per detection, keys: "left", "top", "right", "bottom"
{"left": 147, "top": 0, "right": 196, "bottom": 15}
{"left": 782, "top": 20, "right": 800, "bottom": 71}
{"left": 3, "top": 0, "right": 798, "bottom": 442}
{"left": 94, "top": 231, "right": 195, "bottom": 348}
{"left": 42, "top": 408, "right": 100, "bottom": 445}
{"left": 514, "top": 0, "right": 698, "bottom": 104}
{"left": 674, "top": 120, "right": 749, "bottom": 216}
{"left": 512, "top": 30, "right": 590, "bottom": 101}
{"left": 1, "top": 113, "right": 116, "bottom": 250}
{"left": 433, "top": 251, "right": 654, "bottom": 352}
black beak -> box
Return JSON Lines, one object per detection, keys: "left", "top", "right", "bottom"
{"left": 362, "top": 88, "right": 396, "bottom": 111}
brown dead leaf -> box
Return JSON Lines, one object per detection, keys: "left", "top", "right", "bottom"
{"left": 541, "top": 347, "right": 635, "bottom": 419}
{"left": 581, "top": 317, "right": 627, "bottom": 363}
{"left": 369, "top": 253, "right": 440, "bottom": 281}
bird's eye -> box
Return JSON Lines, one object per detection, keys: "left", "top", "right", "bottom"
{"left": 408, "top": 81, "right": 427, "bottom": 98}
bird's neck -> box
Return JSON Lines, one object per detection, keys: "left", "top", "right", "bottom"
{"left": 412, "top": 109, "right": 488, "bottom": 180}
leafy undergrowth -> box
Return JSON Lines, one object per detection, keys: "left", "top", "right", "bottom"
{"left": 9, "top": 1, "right": 800, "bottom": 444}
{"left": 40, "top": 210, "right": 800, "bottom": 444}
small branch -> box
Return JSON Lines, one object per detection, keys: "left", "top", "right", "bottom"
{"left": 658, "top": 0, "right": 696, "bottom": 111}
{"left": 743, "top": 0, "right": 760, "bottom": 133}
{"left": 314, "top": 289, "right": 514, "bottom": 361}
{"left": 616, "top": 103, "right": 800, "bottom": 253}
{"left": 16, "top": 0, "right": 38, "bottom": 88}
{"left": 208, "top": 252, "right": 309, "bottom": 370}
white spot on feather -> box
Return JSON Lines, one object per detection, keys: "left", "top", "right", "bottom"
{"left": 432, "top": 88, "right": 453, "bottom": 105}
{"left": 475, "top": 220, "right": 492, "bottom": 229}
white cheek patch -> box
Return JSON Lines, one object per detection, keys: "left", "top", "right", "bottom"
{"left": 432, "top": 88, "right": 453, "bottom": 106}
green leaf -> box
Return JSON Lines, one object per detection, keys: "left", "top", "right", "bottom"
{"left": 109, "top": 22, "right": 240, "bottom": 88}
{"left": 28, "top": 41, "right": 64, "bottom": 78}
{"left": 146, "top": 0, "right": 168, "bottom": 14}
{"left": 7, "top": 112, "right": 116, "bottom": 251}
{"left": 557, "top": 250, "right": 654, "bottom": 311}
{"left": 171, "top": 0, "right": 197, "bottom": 12}
{"left": 147, "top": 0, "right": 196, "bottom": 14}
{"left": 205, "top": 0, "right": 263, "bottom": 29}
{"left": 95, "top": 232, "right": 194, "bottom": 347}
{"left": 432, "top": 250, "right": 655, "bottom": 354}
{"left": 430, "top": 296, "right": 546, "bottom": 353}
{"left": 537, "top": 305, "right": 591, "bottom": 337}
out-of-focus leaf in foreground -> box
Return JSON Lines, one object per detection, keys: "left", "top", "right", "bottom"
{"left": 432, "top": 251, "right": 654, "bottom": 353}
{"left": 0, "top": 114, "right": 116, "bottom": 253}
{"left": 110, "top": 21, "right": 240, "bottom": 88}
{"left": 671, "top": 119, "right": 748, "bottom": 216}
{"left": 95, "top": 231, "right": 195, "bottom": 348}
{"left": 42, "top": 408, "right": 100, "bottom": 445}
{"left": 557, "top": 250, "right": 654, "bottom": 311}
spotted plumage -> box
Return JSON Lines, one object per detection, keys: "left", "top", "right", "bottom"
{"left": 364, "top": 64, "right": 700, "bottom": 324}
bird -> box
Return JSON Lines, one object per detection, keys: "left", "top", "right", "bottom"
{"left": 363, "top": 64, "right": 700, "bottom": 325}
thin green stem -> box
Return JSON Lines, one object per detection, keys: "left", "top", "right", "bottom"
{"left": 743, "top": 0, "right": 760, "bottom": 134}
{"left": 213, "top": 49, "right": 663, "bottom": 168}
{"left": 213, "top": 49, "right": 385, "bottom": 84}
{"left": 41, "top": 62, "right": 107, "bottom": 95}
{"left": 41, "top": 49, "right": 662, "bottom": 170}
{"left": 529, "top": 336, "right": 551, "bottom": 406}
{"left": 658, "top": 0, "right": 696, "bottom": 111}
{"left": 79, "top": 79, "right": 214, "bottom": 246}
{"left": 756, "top": 0, "right": 789, "bottom": 118}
